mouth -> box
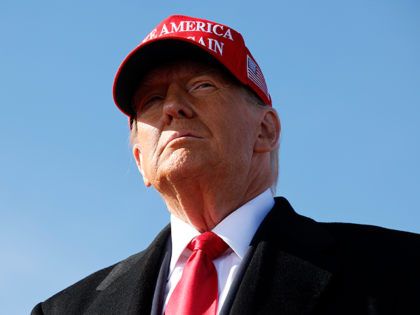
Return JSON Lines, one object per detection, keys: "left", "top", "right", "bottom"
{"left": 165, "top": 131, "right": 202, "bottom": 147}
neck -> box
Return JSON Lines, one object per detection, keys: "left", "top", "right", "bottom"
{"left": 157, "top": 156, "right": 273, "bottom": 232}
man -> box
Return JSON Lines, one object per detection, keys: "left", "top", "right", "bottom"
{"left": 32, "top": 15, "right": 420, "bottom": 315}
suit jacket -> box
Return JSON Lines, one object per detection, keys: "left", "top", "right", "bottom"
{"left": 31, "top": 197, "right": 420, "bottom": 315}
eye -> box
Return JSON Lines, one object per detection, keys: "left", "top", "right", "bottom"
{"left": 191, "top": 82, "right": 215, "bottom": 91}
{"left": 198, "top": 83, "right": 213, "bottom": 88}
{"left": 147, "top": 96, "right": 162, "bottom": 103}
{"left": 143, "top": 95, "right": 163, "bottom": 107}
{"left": 138, "top": 95, "right": 163, "bottom": 113}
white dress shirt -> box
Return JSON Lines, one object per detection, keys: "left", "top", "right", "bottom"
{"left": 162, "top": 189, "right": 275, "bottom": 314}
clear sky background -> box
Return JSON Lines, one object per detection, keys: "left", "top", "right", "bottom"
{"left": 1, "top": 0, "right": 419, "bottom": 314}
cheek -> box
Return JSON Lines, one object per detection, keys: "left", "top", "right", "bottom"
{"left": 218, "top": 107, "right": 256, "bottom": 143}
{"left": 137, "top": 123, "right": 161, "bottom": 161}
{"left": 209, "top": 118, "right": 253, "bottom": 163}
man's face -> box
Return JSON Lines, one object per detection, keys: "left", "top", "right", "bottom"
{"left": 132, "top": 61, "right": 261, "bottom": 189}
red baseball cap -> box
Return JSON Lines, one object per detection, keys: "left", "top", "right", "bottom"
{"left": 113, "top": 15, "right": 272, "bottom": 117}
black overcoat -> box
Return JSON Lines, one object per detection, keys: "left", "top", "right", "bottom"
{"left": 31, "top": 197, "right": 420, "bottom": 314}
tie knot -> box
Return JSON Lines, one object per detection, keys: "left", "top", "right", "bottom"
{"left": 187, "top": 232, "right": 229, "bottom": 261}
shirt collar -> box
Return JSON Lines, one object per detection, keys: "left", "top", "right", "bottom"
{"left": 169, "top": 189, "right": 274, "bottom": 273}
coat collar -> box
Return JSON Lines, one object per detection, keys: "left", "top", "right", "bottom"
{"left": 229, "top": 197, "right": 338, "bottom": 315}
{"left": 85, "top": 197, "right": 337, "bottom": 315}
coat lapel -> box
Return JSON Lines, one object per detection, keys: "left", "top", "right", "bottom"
{"left": 84, "top": 225, "right": 171, "bottom": 315}
{"left": 150, "top": 234, "right": 172, "bottom": 315}
{"left": 82, "top": 198, "right": 336, "bottom": 315}
{"left": 230, "top": 198, "right": 337, "bottom": 315}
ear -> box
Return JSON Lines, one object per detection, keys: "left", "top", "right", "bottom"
{"left": 133, "top": 144, "right": 152, "bottom": 187}
{"left": 254, "top": 109, "right": 281, "bottom": 153}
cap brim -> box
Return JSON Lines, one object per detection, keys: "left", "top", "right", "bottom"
{"left": 113, "top": 39, "right": 231, "bottom": 117}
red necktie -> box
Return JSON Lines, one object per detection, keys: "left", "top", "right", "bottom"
{"left": 165, "top": 232, "right": 229, "bottom": 315}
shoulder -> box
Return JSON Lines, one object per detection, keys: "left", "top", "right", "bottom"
{"left": 320, "top": 221, "right": 420, "bottom": 260}
{"left": 31, "top": 223, "right": 171, "bottom": 315}
{"left": 31, "top": 251, "right": 145, "bottom": 315}
{"left": 273, "top": 197, "right": 420, "bottom": 260}
{"left": 272, "top": 197, "right": 420, "bottom": 282}
{"left": 273, "top": 198, "right": 420, "bottom": 311}
{"left": 317, "top": 222, "right": 420, "bottom": 311}
{"left": 319, "top": 222, "right": 420, "bottom": 277}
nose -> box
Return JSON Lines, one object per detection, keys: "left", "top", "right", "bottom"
{"left": 162, "top": 83, "right": 194, "bottom": 125}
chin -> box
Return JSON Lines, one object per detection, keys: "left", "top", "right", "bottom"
{"left": 159, "top": 149, "right": 211, "bottom": 183}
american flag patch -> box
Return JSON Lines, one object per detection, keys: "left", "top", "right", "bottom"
{"left": 247, "top": 55, "right": 269, "bottom": 98}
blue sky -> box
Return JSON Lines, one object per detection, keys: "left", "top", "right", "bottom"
{"left": 1, "top": 1, "right": 419, "bottom": 313}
